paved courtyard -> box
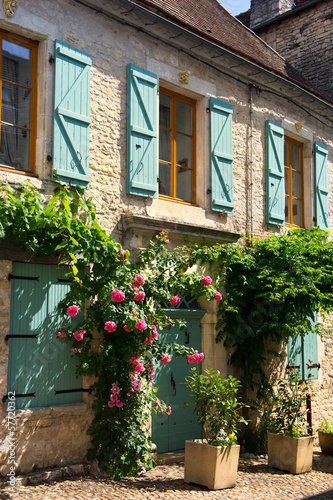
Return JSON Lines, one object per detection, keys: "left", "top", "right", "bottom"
{"left": 1, "top": 449, "right": 333, "bottom": 500}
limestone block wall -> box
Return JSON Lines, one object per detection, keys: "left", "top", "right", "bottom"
{"left": 256, "top": 0, "right": 333, "bottom": 100}
{"left": 0, "top": 0, "right": 332, "bottom": 472}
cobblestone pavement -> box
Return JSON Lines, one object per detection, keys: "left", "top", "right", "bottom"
{"left": 1, "top": 450, "right": 333, "bottom": 500}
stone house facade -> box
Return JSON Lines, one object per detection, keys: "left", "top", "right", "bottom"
{"left": 0, "top": 0, "right": 333, "bottom": 474}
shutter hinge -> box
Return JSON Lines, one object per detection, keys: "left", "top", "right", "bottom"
{"left": 206, "top": 107, "right": 210, "bottom": 113}
{"left": 2, "top": 392, "right": 35, "bottom": 403}
{"left": 207, "top": 188, "right": 212, "bottom": 195}
{"left": 8, "top": 274, "right": 39, "bottom": 281}
{"left": 5, "top": 334, "right": 37, "bottom": 341}
{"left": 54, "top": 388, "right": 91, "bottom": 395}
{"left": 49, "top": 55, "right": 55, "bottom": 64}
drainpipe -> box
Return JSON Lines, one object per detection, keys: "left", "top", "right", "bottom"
{"left": 249, "top": 85, "right": 254, "bottom": 245}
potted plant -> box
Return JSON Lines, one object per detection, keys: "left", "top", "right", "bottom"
{"left": 318, "top": 418, "right": 333, "bottom": 455}
{"left": 262, "top": 369, "right": 315, "bottom": 474}
{"left": 184, "top": 367, "right": 247, "bottom": 490}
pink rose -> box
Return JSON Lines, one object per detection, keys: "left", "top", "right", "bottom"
{"left": 110, "top": 394, "right": 118, "bottom": 402}
{"left": 160, "top": 354, "right": 171, "bottom": 365}
{"left": 107, "top": 401, "right": 114, "bottom": 408}
{"left": 105, "top": 321, "right": 117, "bottom": 333}
{"left": 111, "top": 290, "right": 125, "bottom": 302}
{"left": 116, "top": 400, "right": 124, "bottom": 408}
{"left": 135, "top": 363, "right": 145, "bottom": 374}
{"left": 134, "top": 291, "right": 146, "bottom": 302}
{"left": 120, "top": 249, "right": 126, "bottom": 262}
{"left": 123, "top": 325, "right": 131, "bottom": 333}
{"left": 73, "top": 330, "right": 85, "bottom": 341}
{"left": 162, "top": 405, "right": 171, "bottom": 415}
{"left": 135, "top": 319, "right": 147, "bottom": 331}
{"left": 202, "top": 276, "right": 212, "bottom": 286}
{"left": 67, "top": 305, "right": 79, "bottom": 317}
{"left": 131, "top": 274, "right": 145, "bottom": 288}
{"left": 154, "top": 400, "right": 160, "bottom": 408}
{"left": 214, "top": 291, "right": 222, "bottom": 301}
{"left": 144, "top": 338, "right": 153, "bottom": 345}
{"left": 187, "top": 352, "right": 205, "bottom": 364}
{"left": 170, "top": 295, "right": 181, "bottom": 307}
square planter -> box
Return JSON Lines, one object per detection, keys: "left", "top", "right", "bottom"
{"left": 184, "top": 439, "right": 240, "bottom": 490}
{"left": 318, "top": 431, "right": 333, "bottom": 455}
{"left": 267, "top": 432, "right": 315, "bottom": 474}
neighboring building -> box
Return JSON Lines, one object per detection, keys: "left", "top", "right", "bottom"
{"left": 238, "top": 0, "right": 333, "bottom": 100}
{"left": 0, "top": 0, "right": 333, "bottom": 474}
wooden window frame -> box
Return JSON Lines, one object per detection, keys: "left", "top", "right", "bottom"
{"left": 284, "top": 136, "right": 304, "bottom": 228}
{"left": 158, "top": 87, "right": 196, "bottom": 205}
{"left": 0, "top": 29, "right": 38, "bottom": 176}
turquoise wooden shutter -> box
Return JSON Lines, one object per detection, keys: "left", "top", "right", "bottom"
{"left": 266, "top": 121, "right": 285, "bottom": 225}
{"left": 53, "top": 40, "right": 91, "bottom": 188}
{"left": 7, "top": 263, "right": 82, "bottom": 409}
{"left": 315, "top": 142, "right": 329, "bottom": 230}
{"left": 127, "top": 64, "right": 158, "bottom": 198}
{"left": 288, "top": 314, "right": 318, "bottom": 380}
{"left": 210, "top": 97, "right": 234, "bottom": 213}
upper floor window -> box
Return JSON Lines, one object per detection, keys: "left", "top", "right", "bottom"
{"left": 284, "top": 136, "right": 303, "bottom": 227}
{"left": 158, "top": 89, "right": 196, "bottom": 204}
{"left": 0, "top": 30, "right": 37, "bottom": 174}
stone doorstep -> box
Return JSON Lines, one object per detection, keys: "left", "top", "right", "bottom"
{"left": 0, "top": 463, "right": 89, "bottom": 487}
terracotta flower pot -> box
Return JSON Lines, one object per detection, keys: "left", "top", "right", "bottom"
{"left": 267, "top": 432, "right": 315, "bottom": 474}
{"left": 184, "top": 439, "right": 240, "bottom": 490}
{"left": 318, "top": 431, "right": 333, "bottom": 455}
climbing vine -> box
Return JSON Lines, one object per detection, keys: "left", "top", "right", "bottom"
{"left": 0, "top": 181, "right": 221, "bottom": 478}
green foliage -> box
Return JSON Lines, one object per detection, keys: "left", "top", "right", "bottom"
{"left": 0, "top": 181, "right": 219, "bottom": 479}
{"left": 185, "top": 367, "right": 247, "bottom": 446}
{"left": 186, "top": 229, "right": 333, "bottom": 396}
{"left": 318, "top": 418, "right": 333, "bottom": 434}
{"left": 258, "top": 369, "right": 311, "bottom": 437}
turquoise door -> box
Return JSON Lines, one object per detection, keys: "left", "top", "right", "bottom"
{"left": 6, "top": 262, "right": 82, "bottom": 409}
{"left": 152, "top": 313, "right": 203, "bottom": 452}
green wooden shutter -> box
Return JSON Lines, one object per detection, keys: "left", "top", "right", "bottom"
{"left": 127, "top": 64, "right": 158, "bottom": 198}
{"left": 315, "top": 142, "right": 329, "bottom": 230}
{"left": 288, "top": 314, "right": 318, "bottom": 380}
{"left": 7, "top": 263, "right": 82, "bottom": 409}
{"left": 210, "top": 97, "right": 234, "bottom": 213}
{"left": 266, "top": 121, "right": 285, "bottom": 225}
{"left": 53, "top": 40, "right": 91, "bottom": 188}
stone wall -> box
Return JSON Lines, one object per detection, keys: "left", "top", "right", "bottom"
{"left": 0, "top": 0, "right": 332, "bottom": 472}
{"left": 255, "top": 0, "right": 333, "bottom": 100}
{"left": 250, "top": 0, "right": 295, "bottom": 26}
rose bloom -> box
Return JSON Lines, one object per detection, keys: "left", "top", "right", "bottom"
{"left": 120, "top": 249, "right": 126, "bottom": 262}
{"left": 154, "top": 400, "right": 160, "bottom": 408}
{"left": 67, "top": 305, "right": 79, "bottom": 317}
{"left": 160, "top": 354, "right": 171, "bottom": 365}
{"left": 214, "top": 291, "right": 222, "bottom": 301}
{"left": 111, "top": 290, "right": 125, "bottom": 302}
{"left": 202, "top": 276, "right": 212, "bottom": 286}
{"left": 187, "top": 352, "right": 205, "bottom": 364}
{"left": 131, "top": 274, "right": 145, "bottom": 288}
{"left": 73, "top": 330, "right": 85, "bottom": 341}
{"left": 135, "top": 319, "right": 147, "bottom": 331}
{"left": 170, "top": 295, "right": 181, "bottom": 307}
{"left": 162, "top": 405, "right": 172, "bottom": 415}
{"left": 116, "top": 400, "right": 124, "bottom": 408}
{"left": 105, "top": 321, "right": 117, "bottom": 333}
{"left": 123, "top": 325, "right": 131, "bottom": 333}
{"left": 134, "top": 291, "right": 145, "bottom": 302}
{"left": 135, "top": 363, "right": 145, "bottom": 374}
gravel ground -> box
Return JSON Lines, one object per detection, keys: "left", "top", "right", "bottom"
{"left": 1, "top": 449, "right": 333, "bottom": 500}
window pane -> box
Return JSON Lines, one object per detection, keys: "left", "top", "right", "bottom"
{"left": 176, "top": 100, "right": 192, "bottom": 135}
{"left": 176, "top": 166, "right": 192, "bottom": 202}
{"left": 284, "top": 168, "right": 289, "bottom": 195}
{"left": 2, "top": 39, "right": 32, "bottom": 87}
{"left": 292, "top": 199, "right": 302, "bottom": 227}
{"left": 176, "top": 133, "right": 192, "bottom": 169}
{"left": 159, "top": 94, "right": 171, "bottom": 129}
{"left": 2, "top": 81, "right": 31, "bottom": 127}
{"left": 159, "top": 161, "right": 171, "bottom": 197}
{"left": 292, "top": 170, "right": 302, "bottom": 199}
{"left": 0, "top": 124, "right": 30, "bottom": 170}
{"left": 291, "top": 143, "right": 301, "bottom": 172}
{"left": 159, "top": 128, "right": 171, "bottom": 162}
{"left": 285, "top": 195, "right": 290, "bottom": 223}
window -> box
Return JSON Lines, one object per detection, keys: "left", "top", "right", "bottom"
{"left": 158, "top": 89, "right": 196, "bottom": 204}
{"left": 284, "top": 136, "right": 303, "bottom": 227}
{"left": 0, "top": 30, "right": 37, "bottom": 173}
{"left": 127, "top": 64, "right": 234, "bottom": 213}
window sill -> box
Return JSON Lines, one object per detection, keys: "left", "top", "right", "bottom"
{"left": 0, "top": 165, "right": 38, "bottom": 177}
{"left": 158, "top": 195, "right": 197, "bottom": 207}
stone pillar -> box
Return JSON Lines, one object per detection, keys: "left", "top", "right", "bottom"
{"left": 250, "top": 0, "right": 295, "bottom": 27}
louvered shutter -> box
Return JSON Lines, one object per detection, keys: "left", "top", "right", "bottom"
{"left": 7, "top": 263, "right": 82, "bottom": 409}
{"left": 266, "top": 121, "right": 285, "bottom": 225}
{"left": 210, "top": 98, "right": 234, "bottom": 213}
{"left": 53, "top": 40, "right": 91, "bottom": 188}
{"left": 315, "top": 142, "right": 329, "bottom": 230}
{"left": 127, "top": 64, "right": 158, "bottom": 198}
{"left": 288, "top": 314, "right": 318, "bottom": 381}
